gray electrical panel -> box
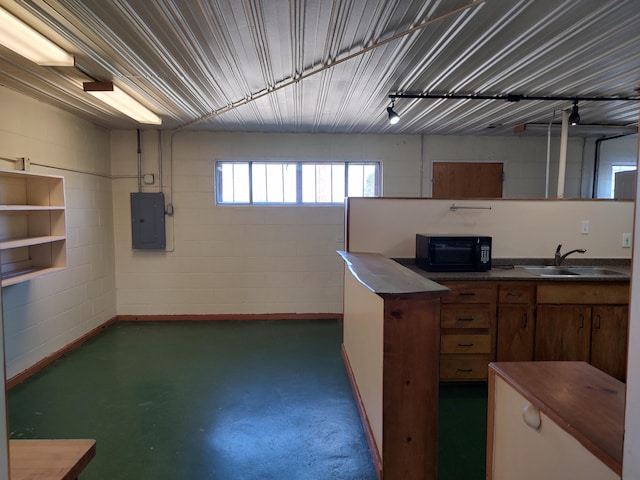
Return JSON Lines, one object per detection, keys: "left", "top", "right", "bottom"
{"left": 131, "top": 192, "right": 166, "bottom": 249}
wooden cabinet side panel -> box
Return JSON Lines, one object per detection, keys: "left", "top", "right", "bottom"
{"left": 382, "top": 296, "right": 440, "bottom": 480}
{"left": 591, "top": 306, "right": 629, "bottom": 381}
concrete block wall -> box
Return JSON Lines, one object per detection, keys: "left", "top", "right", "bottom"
{"left": 0, "top": 87, "right": 116, "bottom": 378}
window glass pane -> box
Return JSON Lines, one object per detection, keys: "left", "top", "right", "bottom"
{"left": 283, "top": 163, "right": 297, "bottom": 202}
{"left": 252, "top": 163, "right": 267, "bottom": 203}
{"left": 302, "top": 164, "right": 316, "bottom": 203}
{"left": 219, "top": 163, "right": 250, "bottom": 203}
{"left": 332, "top": 164, "right": 345, "bottom": 202}
{"left": 348, "top": 164, "right": 364, "bottom": 197}
{"left": 363, "top": 164, "right": 377, "bottom": 196}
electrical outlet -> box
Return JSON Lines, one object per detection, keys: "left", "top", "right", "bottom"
{"left": 622, "top": 233, "right": 632, "bottom": 248}
{"left": 581, "top": 220, "right": 589, "bottom": 234}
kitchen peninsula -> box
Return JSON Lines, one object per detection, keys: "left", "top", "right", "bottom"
{"left": 338, "top": 251, "right": 449, "bottom": 480}
{"left": 340, "top": 250, "right": 629, "bottom": 479}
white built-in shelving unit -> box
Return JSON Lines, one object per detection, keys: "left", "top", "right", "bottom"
{"left": 0, "top": 169, "right": 66, "bottom": 287}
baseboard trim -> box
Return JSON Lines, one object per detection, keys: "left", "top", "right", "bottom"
{"left": 341, "top": 344, "right": 383, "bottom": 479}
{"left": 116, "top": 313, "right": 343, "bottom": 321}
{"left": 6, "top": 316, "right": 118, "bottom": 390}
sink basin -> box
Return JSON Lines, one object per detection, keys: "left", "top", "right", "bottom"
{"left": 519, "top": 265, "right": 627, "bottom": 277}
{"left": 564, "top": 266, "right": 627, "bottom": 277}
{"left": 520, "top": 266, "right": 579, "bottom": 277}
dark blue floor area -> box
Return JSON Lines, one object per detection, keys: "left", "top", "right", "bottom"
{"left": 7, "top": 320, "right": 488, "bottom": 479}
{"left": 8, "top": 320, "right": 376, "bottom": 480}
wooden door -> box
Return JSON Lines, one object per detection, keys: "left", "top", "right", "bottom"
{"left": 497, "top": 305, "right": 535, "bottom": 361}
{"left": 535, "top": 305, "right": 591, "bottom": 361}
{"left": 591, "top": 305, "right": 628, "bottom": 381}
{"left": 432, "top": 162, "right": 503, "bottom": 198}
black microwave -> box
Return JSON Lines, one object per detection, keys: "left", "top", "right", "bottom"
{"left": 416, "top": 234, "right": 492, "bottom": 272}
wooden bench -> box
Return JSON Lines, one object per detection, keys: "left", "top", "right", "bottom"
{"left": 9, "top": 439, "right": 96, "bottom": 480}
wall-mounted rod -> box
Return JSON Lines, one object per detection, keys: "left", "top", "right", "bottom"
{"left": 450, "top": 204, "right": 492, "bottom": 211}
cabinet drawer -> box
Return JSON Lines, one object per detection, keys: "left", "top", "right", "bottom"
{"left": 441, "top": 334, "right": 491, "bottom": 354}
{"left": 537, "top": 283, "right": 629, "bottom": 305}
{"left": 441, "top": 282, "right": 498, "bottom": 304}
{"left": 499, "top": 284, "right": 535, "bottom": 304}
{"left": 440, "top": 355, "right": 489, "bottom": 380}
{"left": 441, "top": 305, "right": 493, "bottom": 329}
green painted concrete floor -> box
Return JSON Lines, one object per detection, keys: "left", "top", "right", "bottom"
{"left": 7, "top": 320, "right": 487, "bottom": 479}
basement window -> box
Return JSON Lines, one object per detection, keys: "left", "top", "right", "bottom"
{"left": 215, "top": 161, "right": 380, "bottom": 205}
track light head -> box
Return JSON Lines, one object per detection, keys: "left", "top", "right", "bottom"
{"left": 387, "top": 103, "right": 400, "bottom": 125}
{"left": 568, "top": 100, "right": 580, "bottom": 125}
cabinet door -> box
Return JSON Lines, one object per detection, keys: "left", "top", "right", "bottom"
{"left": 535, "top": 305, "right": 591, "bottom": 361}
{"left": 591, "top": 305, "right": 628, "bottom": 381}
{"left": 497, "top": 305, "right": 535, "bottom": 361}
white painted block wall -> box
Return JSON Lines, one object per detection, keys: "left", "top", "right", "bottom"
{"left": 0, "top": 87, "right": 116, "bottom": 379}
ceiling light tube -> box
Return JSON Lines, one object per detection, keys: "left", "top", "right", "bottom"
{"left": 0, "top": 6, "right": 74, "bottom": 66}
{"left": 83, "top": 81, "right": 162, "bottom": 125}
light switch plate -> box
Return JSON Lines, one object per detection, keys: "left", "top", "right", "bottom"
{"left": 623, "top": 233, "right": 632, "bottom": 248}
{"left": 580, "top": 220, "right": 589, "bottom": 234}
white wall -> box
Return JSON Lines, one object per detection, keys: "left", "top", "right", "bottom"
{"left": 0, "top": 86, "right": 116, "bottom": 378}
{"left": 346, "top": 198, "right": 634, "bottom": 259}
{"left": 110, "top": 130, "right": 630, "bottom": 316}
{"left": 111, "top": 131, "right": 423, "bottom": 315}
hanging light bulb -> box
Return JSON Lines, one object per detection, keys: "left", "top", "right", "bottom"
{"left": 387, "top": 101, "right": 400, "bottom": 125}
{"left": 568, "top": 100, "right": 580, "bottom": 126}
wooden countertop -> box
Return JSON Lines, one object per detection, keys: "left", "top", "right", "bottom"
{"left": 10, "top": 439, "right": 96, "bottom": 480}
{"left": 337, "top": 251, "right": 450, "bottom": 296}
{"left": 489, "top": 361, "right": 624, "bottom": 475}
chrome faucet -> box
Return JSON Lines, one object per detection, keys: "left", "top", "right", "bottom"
{"left": 554, "top": 244, "right": 587, "bottom": 266}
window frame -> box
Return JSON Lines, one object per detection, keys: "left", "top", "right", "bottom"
{"left": 214, "top": 160, "right": 381, "bottom": 205}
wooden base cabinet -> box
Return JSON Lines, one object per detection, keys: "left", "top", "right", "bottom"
{"left": 496, "top": 283, "right": 535, "bottom": 362}
{"left": 535, "top": 305, "right": 591, "bottom": 362}
{"left": 440, "top": 282, "right": 497, "bottom": 381}
{"left": 591, "top": 305, "right": 628, "bottom": 381}
{"left": 535, "top": 283, "right": 629, "bottom": 381}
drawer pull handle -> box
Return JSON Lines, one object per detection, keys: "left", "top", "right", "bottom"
{"left": 456, "top": 368, "right": 473, "bottom": 373}
{"left": 523, "top": 313, "right": 528, "bottom": 329}
{"left": 507, "top": 292, "right": 522, "bottom": 297}
{"left": 579, "top": 314, "right": 585, "bottom": 329}
{"left": 459, "top": 292, "right": 476, "bottom": 296}
{"left": 523, "top": 404, "right": 541, "bottom": 430}
{"left": 595, "top": 315, "right": 601, "bottom": 329}
{"left": 458, "top": 317, "right": 475, "bottom": 322}
{"left": 458, "top": 343, "right": 474, "bottom": 347}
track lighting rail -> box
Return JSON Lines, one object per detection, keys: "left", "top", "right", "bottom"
{"left": 389, "top": 92, "right": 640, "bottom": 102}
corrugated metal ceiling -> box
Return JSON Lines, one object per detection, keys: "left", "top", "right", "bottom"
{"left": 0, "top": 0, "right": 638, "bottom": 135}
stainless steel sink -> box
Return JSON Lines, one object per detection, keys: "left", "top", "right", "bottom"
{"left": 519, "top": 265, "right": 627, "bottom": 277}
{"left": 564, "top": 266, "right": 627, "bottom": 277}
{"left": 520, "top": 266, "right": 579, "bottom": 277}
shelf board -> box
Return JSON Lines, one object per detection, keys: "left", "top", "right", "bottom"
{"left": 0, "top": 236, "right": 66, "bottom": 250}
{"left": 1, "top": 266, "right": 66, "bottom": 287}
{"left": 0, "top": 205, "right": 65, "bottom": 212}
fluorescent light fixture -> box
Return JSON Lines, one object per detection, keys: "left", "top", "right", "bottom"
{"left": 0, "top": 6, "right": 74, "bottom": 66}
{"left": 83, "top": 81, "right": 162, "bottom": 125}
